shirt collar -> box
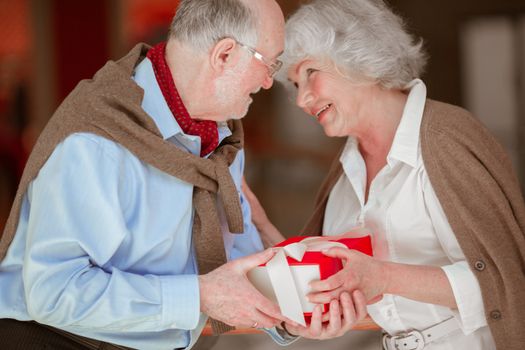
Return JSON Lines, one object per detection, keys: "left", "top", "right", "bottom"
{"left": 387, "top": 79, "right": 427, "bottom": 168}
{"left": 132, "top": 57, "right": 231, "bottom": 144}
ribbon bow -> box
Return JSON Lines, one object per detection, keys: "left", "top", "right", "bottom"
{"left": 265, "top": 237, "right": 350, "bottom": 326}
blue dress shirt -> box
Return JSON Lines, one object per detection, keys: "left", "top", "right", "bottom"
{"left": 0, "top": 58, "right": 267, "bottom": 350}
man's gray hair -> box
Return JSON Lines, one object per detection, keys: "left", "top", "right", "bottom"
{"left": 282, "top": 0, "right": 427, "bottom": 89}
{"left": 169, "top": 0, "right": 258, "bottom": 52}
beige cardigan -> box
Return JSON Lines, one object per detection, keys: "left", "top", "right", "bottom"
{"left": 302, "top": 99, "right": 525, "bottom": 350}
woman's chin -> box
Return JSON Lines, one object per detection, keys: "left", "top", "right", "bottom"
{"left": 322, "top": 125, "right": 341, "bottom": 138}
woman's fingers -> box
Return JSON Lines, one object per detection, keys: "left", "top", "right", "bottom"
{"left": 321, "top": 246, "right": 354, "bottom": 260}
{"left": 352, "top": 289, "right": 368, "bottom": 321}
{"left": 340, "top": 291, "right": 357, "bottom": 327}
{"left": 281, "top": 289, "right": 370, "bottom": 340}
{"left": 309, "top": 304, "right": 324, "bottom": 337}
{"left": 310, "top": 273, "right": 345, "bottom": 292}
{"left": 308, "top": 288, "right": 343, "bottom": 304}
{"left": 327, "top": 299, "right": 342, "bottom": 334}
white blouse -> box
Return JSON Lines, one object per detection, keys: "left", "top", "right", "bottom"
{"left": 323, "top": 80, "right": 496, "bottom": 350}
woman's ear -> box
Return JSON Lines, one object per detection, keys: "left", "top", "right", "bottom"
{"left": 209, "top": 38, "right": 238, "bottom": 73}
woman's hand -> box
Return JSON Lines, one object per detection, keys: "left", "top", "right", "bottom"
{"left": 242, "top": 177, "right": 285, "bottom": 247}
{"left": 282, "top": 290, "right": 367, "bottom": 339}
{"left": 308, "top": 247, "right": 387, "bottom": 305}
{"left": 309, "top": 247, "right": 458, "bottom": 308}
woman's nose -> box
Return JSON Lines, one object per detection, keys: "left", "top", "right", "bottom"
{"left": 296, "top": 85, "right": 313, "bottom": 110}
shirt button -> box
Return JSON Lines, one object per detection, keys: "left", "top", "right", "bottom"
{"left": 490, "top": 310, "right": 502, "bottom": 320}
{"left": 474, "top": 260, "right": 486, "bottom": 271}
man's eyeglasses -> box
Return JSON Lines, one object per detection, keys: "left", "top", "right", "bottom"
{"left": 236, "top": 41, "right": 283, "bottom": 78}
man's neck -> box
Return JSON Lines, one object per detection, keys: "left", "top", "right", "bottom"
{"left": 165, "top": 40, "right": 212, "bottom": 119}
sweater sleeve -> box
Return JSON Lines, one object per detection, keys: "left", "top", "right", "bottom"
{"left": 421, "top": 169, "right": 488, "bottom": 334}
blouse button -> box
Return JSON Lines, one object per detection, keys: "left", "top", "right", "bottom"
{"left": 474, "top": 260, "right": 486, "bottom": 271}
{"left": 490, "top": 310, "right": 502, "bottom": 320}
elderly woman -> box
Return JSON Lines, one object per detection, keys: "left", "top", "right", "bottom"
{"left": 245, "top": 0, "right": 525, "bottom": 349}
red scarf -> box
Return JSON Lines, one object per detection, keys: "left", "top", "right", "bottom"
{"left": 147, "top": 42, "right": 219, "bottom": 157}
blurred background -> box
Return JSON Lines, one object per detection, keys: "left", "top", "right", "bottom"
{"left": 0, "top": 1, "right": 524, "bottom": 349}
{"left": 1, "top": 0, "right": 525, "bottom": 239}
{"left": 0, "top": 0, "right": 525, "bottom": 235}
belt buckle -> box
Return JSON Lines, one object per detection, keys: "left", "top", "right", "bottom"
{"left": 383, "top": 330, "right": 425, "bottom": 350}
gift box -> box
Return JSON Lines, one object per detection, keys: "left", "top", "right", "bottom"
{"left": 248, "top": 234, "right": 373, "bottom": 326}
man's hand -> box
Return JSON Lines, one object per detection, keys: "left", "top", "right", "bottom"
{"left": 282, "top": 290, "right": 368, "bottom": 339}
{"left": 198, "top": 249, "right": 288, "bottom": 328}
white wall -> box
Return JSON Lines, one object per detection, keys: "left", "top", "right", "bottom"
{"left": 461, "top": 16, "right": 523, "bottom": 176}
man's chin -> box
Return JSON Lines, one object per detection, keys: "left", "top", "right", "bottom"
{"left": 228, "top": 105, "right": 251, "bottom": 121}
{"left": 227, "top": 113, "right": 247, "bottom": 121}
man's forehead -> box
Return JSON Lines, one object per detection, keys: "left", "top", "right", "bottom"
{"left": 251, "top": 0, "right": 285, "bottom": 33}
{"left": 258, "top": 21, "right": 285, "bottom": 54}
{"left": 248, "top": 0, "right": 285, "bottom": 57}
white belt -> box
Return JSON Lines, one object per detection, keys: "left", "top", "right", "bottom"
{"left": 382, "top": 317, "right": 459, "bottom": 350}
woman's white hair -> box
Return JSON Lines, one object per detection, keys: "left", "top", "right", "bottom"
{"left": 282, "top": 0, "right": 427, "bottom": 89}
{"left": 169, "top": 0, "right": 258, "bottom": 52}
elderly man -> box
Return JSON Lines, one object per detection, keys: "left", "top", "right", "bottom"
{"left": 0, "top": 0, "right": 293, "bottom": 349}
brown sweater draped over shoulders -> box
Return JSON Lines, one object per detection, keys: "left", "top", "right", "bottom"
{"left": 0, "top": 43, "right": 243, "bottom": 334}
{"left": 302, "top": 99, "right": 525, "bottom": 350}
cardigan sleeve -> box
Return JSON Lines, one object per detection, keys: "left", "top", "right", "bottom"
{"left": 420, "top": 99, "right": 525, "bottom": 349}
{"left": 421, "top": 168, "right": 488, "bottom": 334}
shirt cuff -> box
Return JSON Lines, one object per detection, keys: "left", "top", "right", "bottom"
{"left": 441, "top": 261, "right": 488, "bottom": 334}
{"left": 160, "top": 274, "right": 200, "bottom": 330}
{"left": 264, "top": 326, "right": 300, "bottom": 346}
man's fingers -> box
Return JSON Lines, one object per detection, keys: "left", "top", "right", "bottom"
{"left": 282, "top": 317, "right": 301, "bottom": 328}
{"left": 255, "top": 303, "right": 285, "bottom": 323}
{"left": 254, "top": 292, "right": 287, "bottom": 322}
{"left": 237, "top": 248, "right": 276, "bottom": 271}
{"left": 282, "top": 322, "right": 304, "bottom": 337}
{"left": 251, "top": 310, "right": 283, "bottom": 329}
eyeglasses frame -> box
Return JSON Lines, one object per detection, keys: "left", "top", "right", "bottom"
{"left": 236, "top": 41, "right": 283, "bottom": 78}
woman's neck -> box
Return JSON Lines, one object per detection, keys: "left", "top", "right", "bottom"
{"left": 356, "top": 88, "right": 408, "bottom": 160}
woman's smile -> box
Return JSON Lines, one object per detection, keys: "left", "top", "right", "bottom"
{"left": 315, "top": 103, "right": 333, "bottom": 122}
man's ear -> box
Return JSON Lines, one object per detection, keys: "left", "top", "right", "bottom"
{"left": 209, "top": 38, "right": 238, "bottom": 73}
